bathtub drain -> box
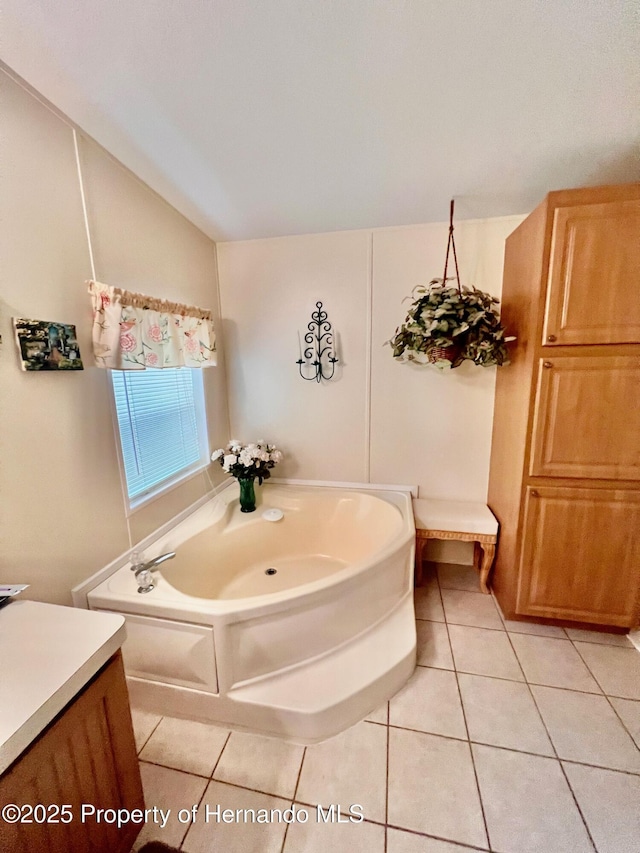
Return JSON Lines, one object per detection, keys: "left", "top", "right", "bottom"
{"left": 265, "top": 568, "right": 277, "bottom": 576}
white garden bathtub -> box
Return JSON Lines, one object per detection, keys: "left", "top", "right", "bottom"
{"left": 85, "top": 482, "right": 416, "bottom": 742}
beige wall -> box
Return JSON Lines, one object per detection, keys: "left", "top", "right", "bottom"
{"left": 369, "top": 217, "right": 523, "bottom": 501}
{"left": 0, "top": 71, "right": 229, "bottom": 604}
{"left": 218, "top": 216, "right": 524, "bottom": 562}
{"left": 218, "top": 231, "right": 371, "bottom": 482}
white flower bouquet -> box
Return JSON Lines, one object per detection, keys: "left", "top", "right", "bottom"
{"left": 211, "top": 439, "right": 283, "bottom": 484}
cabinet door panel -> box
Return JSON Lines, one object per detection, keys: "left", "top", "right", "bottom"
{"left": 530, "top": 356, "right": 640, "bottom": 480}
{"left": 516, "top": 486, "right": 640, "bottom": 626}
{"left": 0, "top": 654, "right": 143, "bottom": 853}
{"left": 544, "top": 200, "right": 640, "bottom": 345}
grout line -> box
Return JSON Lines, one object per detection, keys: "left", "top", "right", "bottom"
{"left": 501, "top": 625, "right": 557, "bottom": 756}
{"left": 500, "top": 618, "right": 529, "bottom": 684}
{"left": 210, "top": 731, "right": 233, "bottom": 779}
{"left": 179, "top": 768, "right": 216, "bottom": 850}
{"left": 385, "top": 824, "right": 491, "bottom": 852}
{"left": 558, "top": 757, "right": 640, "bottom": 779}
{"left": 138, "top": 757, "right": 205, "bottom": 778}
{"left": 135, "top": 714, "right": 164, "bottom": 755}
{"left": 138, "top": 757, "right": 210, "bottom": 780}
{"left": 138, "top": 752, "right": 216, "bottom": 850}
{"left": 178, "top": 776, "right": 294, "bottom": 806}
{"left": 386, "top": 721, "right": 640, "bottom": 774}
{"left": 557, "top": 762, "right": 598, "bottom": 851}
{"left": 418, "top": 607, "right": 623, "bottom": 646}
{"left": 502, "top": 626, "right": 599, "bottom": 852}
{"left": 441, "top": 586, "right": 498, "bottom": 598}
{"left": 384, "top": 722, "right": 474, "bottom": 746}
{"left": 564, "top": 634, "right": 634, "bottom": 649}
{"left": 494, "top": 593, "right": 568, "bottom": 640}
{"left": 280, "top": 746, "right": 307, "bottom": 853}
{"left": 292, "top": 747, "right": 307, "bottom": 800}
{"left": 571, "top": 638, "right": 619, "bottom": 695}
{"left": 444, "top": 616, "right": 573, "bottom": 636}
{"left": 437, "top": 569, "right": 492, "bottom": 851}
{"left": 384, "top": 714, "right": 390, "bottom": 853}
{"left": 434, "top": 620, "right": 505, "bottom": 633}
{"left": 384, "top": 691, "right": 390, "bottom": 853}
{"left": 570, "top": 641, "right": 640, "bottom": 756}
{"left": 430, "top": 666, "right": 608, "bottom": 696}
{"left": 605, "top": 698, "right": 640, "bottom": 756}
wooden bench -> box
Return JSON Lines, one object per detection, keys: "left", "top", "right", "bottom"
{"left": 413, "top": 499, "right": 499, "bottom": 594}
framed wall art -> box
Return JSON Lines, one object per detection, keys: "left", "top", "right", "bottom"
{"left": 13, "top": 318, "right": 84, "bottom": 371}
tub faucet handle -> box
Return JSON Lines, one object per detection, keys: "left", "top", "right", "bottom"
{"left": 133, "top": 551, "right": 176, "bottom": 593}
{"left": 136, "top": 568, "right": 155, "bottom": 594}
{"left": 129, "top": 550, "right": 144, "bottom": 571}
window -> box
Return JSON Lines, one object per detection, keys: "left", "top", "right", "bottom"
{"left": 111, "top": 368, "right": 209, "bottom": 508}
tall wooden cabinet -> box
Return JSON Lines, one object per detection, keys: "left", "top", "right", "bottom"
{"left": 488, "top": 183, "right": 640, "bottom": 629}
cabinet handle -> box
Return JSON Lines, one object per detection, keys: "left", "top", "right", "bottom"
{"left": 547, "top": 334, "right": 557, "bottom": 342}
{"left": 543, "top": 361, "right": 553, "bottom": 369}
{"left": 530, "top": 490, "right": 539, "bottom": 497}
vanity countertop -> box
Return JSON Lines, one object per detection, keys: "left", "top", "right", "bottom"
{"left": 0, "top": 600, "right": 125, "bottom": 774}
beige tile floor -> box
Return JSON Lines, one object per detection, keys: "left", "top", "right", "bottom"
{"left": 129, "top": 562, "right": 640, "bottom": 853}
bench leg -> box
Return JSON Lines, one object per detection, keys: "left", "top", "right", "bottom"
{"left": 478, "top": 542, "right": 496, "bottom": 594}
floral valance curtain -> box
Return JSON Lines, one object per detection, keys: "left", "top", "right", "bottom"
{"left": 88, "top": 281, "right": 217, "bottom": 369}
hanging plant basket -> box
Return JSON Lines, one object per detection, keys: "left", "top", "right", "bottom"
{"left": 387, "top": 201, "right": 511, "bottom": 370}
{"left": 427, "top": 344, "right": 463, "bottom": 366}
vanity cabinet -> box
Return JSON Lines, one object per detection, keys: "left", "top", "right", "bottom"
{"left": 0, "top": 652, "right": 143, "bottom": 853}
{"left": 488, "top": 182, "right": 640, "bottom": 628}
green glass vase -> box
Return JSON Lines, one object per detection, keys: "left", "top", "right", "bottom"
{"left": 238, "top": 477, "right": 256, "bottom": 513}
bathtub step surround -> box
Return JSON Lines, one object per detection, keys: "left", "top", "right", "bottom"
{"left": 85, "top": 481, "right": 417, "bottom": 743}
{"left": 413, "top": 499, "right": 498, "bottom": 593}
{"left": 127, "top": 562, "right": 640, "bottom": 853}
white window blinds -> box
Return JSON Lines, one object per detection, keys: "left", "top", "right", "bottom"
{"left": 111, "top": 368, "right": 209, "bottom": 504}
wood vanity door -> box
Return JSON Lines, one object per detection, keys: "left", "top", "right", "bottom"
{"left": 530, "top": 355, "right": 640, "bottom": 480}
{"left": 516, "top": 486, "right": 640, "bottom": 627}
{"left": 0, "top": 652, "right": 143, "bottom": 853}
{"left": 543, "top": 199, "right": 640, "bottom": 345}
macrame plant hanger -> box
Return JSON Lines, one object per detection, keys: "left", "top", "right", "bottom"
{"left": 442, "top": 199, "right": 462, "bottom": 294}
{"left": 424, "top": 199, "right": 465, "bottom": 365}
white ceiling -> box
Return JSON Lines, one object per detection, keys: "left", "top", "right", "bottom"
{"left": 3, "top": 1, "right": 639, "bottom": 241}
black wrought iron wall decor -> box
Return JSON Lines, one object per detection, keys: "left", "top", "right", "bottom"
{"left": 296, "top": 301, "right": 339, "bottom": 382}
